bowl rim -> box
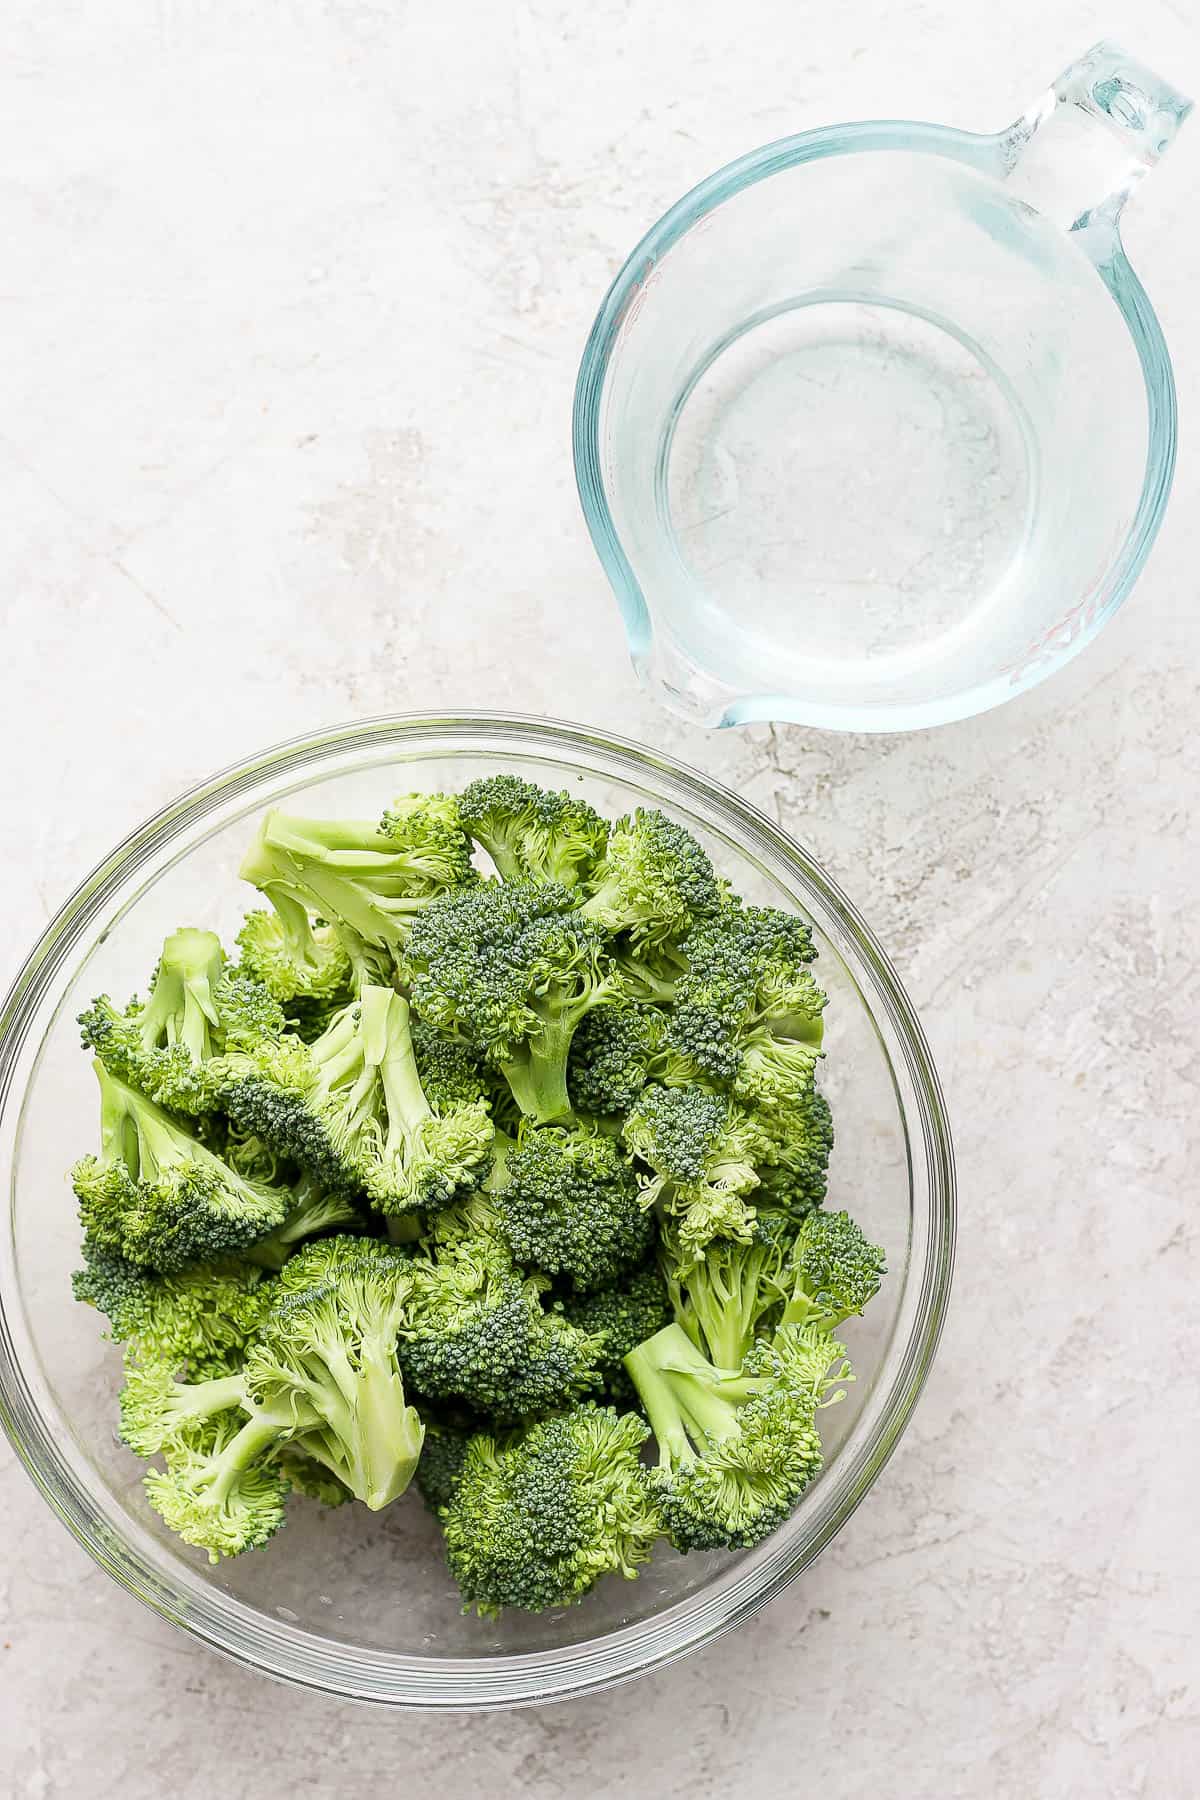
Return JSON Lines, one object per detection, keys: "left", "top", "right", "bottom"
{"left": 0, "top": 710, "right": 955, "bottom": 1707}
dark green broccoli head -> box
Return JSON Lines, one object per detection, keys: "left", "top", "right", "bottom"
{"left": 72, "top": 1247, "right": 271, "bottom": 1376}
{"left": 458, "top": 776, "right": 609, "bottom": 888}
{"left": 567, "top": 1005, "right": 658, "bottom": 1115}
{"left": 407, "top": 881, "right": 621, "bottom": 1125}
{"left": 778, "top": 1209, "right": 886, "bottom": 1329}
{"left": 579, "top": 809, "right": 722, "bottom": 949}
{"left": 561, "top": 1264, "right": 674, "bottom": 1407}
{"left": 745, "top": 1084, "right": 834, "bottom": 1219}
{"left": 669, "top": 905, "right": 824, "bottom": 1087}
{"left": 622, "top": 1084, "right": 761, "bottom": 1269}
{"left": 441, "top": 1405, "right": 658, "bottom": 1615}
{"left": 410, "top": 1017, "right": 490, "bottom": 1109}
{"left": 399, "top": 1236, "right": 604, "bottom": 1421}
{"left": 73, "top": 1063, "right": 288, "bottom": 1273}
{"left": 493, "top": 1125, "right": 652, "bottom": 1293}
{"left": 413, "top": 1418, "right": 474, "bottom": 1514}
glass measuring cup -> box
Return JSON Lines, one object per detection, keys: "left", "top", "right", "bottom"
{"left": 574, "top": 43, "right": 1191, "bottom": 731}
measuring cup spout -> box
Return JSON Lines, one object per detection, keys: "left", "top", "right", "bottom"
{"left": 1002, "top": 41, "right": 1192, "bottom": 237}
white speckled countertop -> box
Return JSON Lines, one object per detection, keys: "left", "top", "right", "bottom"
{"left": 2, "top": 5, "right": 1198, "bottom": 1794}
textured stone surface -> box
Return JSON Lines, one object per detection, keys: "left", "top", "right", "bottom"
{"left": 2, "top": 5, "right": 1198, "bottom": 1795}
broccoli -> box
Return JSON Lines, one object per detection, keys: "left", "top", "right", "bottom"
{"left": 407, "top": 880, "right": 622, "bottom": 1126}
{"left": 278, "top": 1449, "right": 354, "bottom": 1508}
{"left": 72, "top": 1248, "right": 270, "bottom": 1376}
{"left": 665, "top": 1215, "right": 792, "bottom": 1373}
{"left": 772, "top": 1209, "right": 886, "bottom": 1330}
{"left": 410, "top": 1015, "right": 490, "bottom": 1108}
{"left": 413, "top": 1418, "right": 474, "bottom": 1514}
{"left": 489, "top": 1124, "right": 651, "bottom": 1293}
{"left": 220, "top": 987, "right": 491, "bottom": 1218}
{"left": 622, "top": 1085, "right": 760, "bottom": 1269}
{"left": 623, "top": 1322, "right": 823, "bottom": 1552}
{"left": 748, "top": 1320, "right": 854, "bottom": 1412}
{"left": 239, "top": 804, "right": 473, "bottom": 961}
{"left": 579, "top": 809, "right": 722, "bottom": 949}
{"left": 236, "top": 886, "right": 353, "bottom": 1005}
{"left": 78, "top": 930, "right": 286, "bottom": 1116}
{"left": 568, "top": 1005, "right": 657, "bottom": 1115}
{"left": 360, "top": 992, "right": 494, "bottom": 1225}
{"left": 561, "top": 1264, "right": 674, "bottom": 1408}
{"left": 275, "top": 1231, "right": 400, "bottom": 1292}
{"left": 399, "top": 1235, "right": 604, "bottom": 1421}
{"left": 458, "top": 775, "right": 609, "bottom": 888}
{"left": 119, "top": 1354, "right": 257, "bottom": 1457}
{"left": 440, "top": 1405, "right": 659, "bottom": 1615}
{"left": 144, "top": 1409, "right": 294, "bottom": 1563}
{"left": 243, "top": 1172, "right": 364, "bottom": 1271}
{"left": 669, "top": 905, "right": 825, "bottom": 1091}
{"left": 744, "top": 1084, "right": 835, "bottom": 1219}
{"left": 244, "top": 1253, "right": 424, "bottom": 1510}
{"left": 73, "top": 1062, "right": 288, "bottom": 1272}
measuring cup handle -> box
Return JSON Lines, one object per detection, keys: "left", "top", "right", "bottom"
{"left": 1000, "top": 40, "right": 1192, "bottom": 235}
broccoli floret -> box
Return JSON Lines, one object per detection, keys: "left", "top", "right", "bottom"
{"left": 119, "top": 1355, "right": 253, "bottom": 1457}
{"left": 561, "top": 1264, "right": 674, "bottom": 1408}
{"left": 579, "top": 809, "right": 722, "bottom": 950}
{"left": 665, "top": 1213, "right": 793, "bottom": 1373}
{"left": 144, "top": 1410, "right": 293, "bottom": 1563}
{"left": 744, "top": 1084, "right": 834, "bottom": 1219}
{"left": 243, "top": 1172, "right": 365, "bottom": 1271}
{"left": 441, "top": 1405, "right": 659, "bottom": 1615}
{"left": 410, "top": 1016, "right": 490, "bottom": 1108}
{"left": 236, "top": 888, "right": 353, "bottom": 1005}
{"left": 407, "top": 881, "right": 622, "bottom": 1126}
{"left": 624, "top": 1322, "right": 822, "bottom": 1552}
{"left": 72, "top": 1248, "right": 270, "bottom": 1376}
{"left": 774, "top": 1209, "right": 886, "bottom": 1329}
{"left": 378, "top": 791, "right": 477, "bottom": 888}
{"left": 413, "top": 1418, "right": 474, "bottom": 1514}
{"left": 490, "top": 1124, "right": 651, "bottom": 1293}
{"left": 79, "top": 930, "right": 286, "bottom": 1116}
{"left": 274, "top": 1231, "right": 399, "bottom": 1292}
{"left": 747, "top": 1320, "right": 854, "bottom": 1412}
{"left": 244, "top": 1254, "right": 424, "bottom": 1510}
{"left": 239, "top": 806, "right": 473, "bottom": 961}
{"left": 622, "top": 1085, "right": 760, "bottom": 1270}
{"left": 457, "top": 776, "right": 609, "bottom": 888}
{"left": 361, "top": 992, "right": 494, "bottom": 1225}
{"left": 399, "top": 1236, "right": 604, "bottom": 1422}
{"left": 73, "top": 1062, "right": 288, "bottom": 1272}
{"left": 669, "top": 906, "right": 825, "bottom": 1091}
{"left": 568, "top": 1005, "right": 658, "bottom": 1115}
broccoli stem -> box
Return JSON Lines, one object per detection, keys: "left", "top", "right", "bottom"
{"left": 347, "top": 1349, "right": 423, "bottom": 1509}
{"left": 624, "top": 1323, "right": 767, "bottom": 1469}
{"left": 499, "top": 1013, "right": 577, "bottom": 1125}
{"left": 173, "top": 1372, "right": 248, "bottom": 1429}
{"left": 139, "top": 929, "right": 224, "bottom": 1062}
{"left": 201, "top": 1413, "right": 285, "bottom": 1503}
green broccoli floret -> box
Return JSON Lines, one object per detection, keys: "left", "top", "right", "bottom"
{"left": 744, "top": 1083, "right": 835, "bottom": 1219}
{"left": 78, "top": 930, "right": 286, "bottom": 1116}
{"left": 624, "top": 1322, "right": 822, "bottom": 1552}
{"left": 407, "top": 881, "right": 622, "bottom": 1126}
{"left": 144, "top": 1409, "right": 293, "bottom": 1563}
{"left": 72, "top": 1248, "right": 270, "bottom": 1376}
{"left": 361, "top": 992, "right": 494, "bottom": 1226}
{"left": 72, "top": 1062, "right": 288, "bottom": 1272}
{"left": 413, "top": 1417, "right": 474, "bottom": 1514}
{"left": 665, "top": 1213, "right": 793, "bottom": 1373}
{"left": 670, "top": 906, "right": 825, "bottom": 1091}
{"left": 579, "top": 809, "right": 722, "bottom": 950}
{"left": 568, "top": 1005, "right": 658, "bottom": 1115}
{"left": 239, "top": 805, "right": 473, "bottom": 962}
{"left": 236, "top": 887, "right": 353, "bottom": 1005}
{"left": 773, "top": 1209, "right": 886, "bottom": 1330}
{"left": 119, "top": 1354, "right": 254, "bottom": 1457}
{"left": 410, "top": 1016, "right": 490, "bottom": 1108}
{"left": 747, "top": 1320, "right": 854, "bottom": 1412}
{"left": 561, "top": 1264, "right": 674, "bottom": 1408}
{"left": 457, "top": 775, "right": 609, "bottom": 888}
{"left": 244, "top": 1253, "right": 424, "bottom": 1510}
{"left": 378, "top": 791, "right": 477, "bottom": 888}
{"left": 399, "top": 1235, "right": 604, "bottom": 1422}
{"left": 242, "top": 1172, "right": 365, "bottom": 1271}
{"left": 440, "top": 1405, "right": 659, "bottom": 1615}
{"left": 622, "top": 1084, "right": 760, "bottom": 1270}
{"left": 490, "top": 1124, "right": 652, "bottom": 1293}
{"left": 275, "top": 1231, "right": 399, "bottom": 1292}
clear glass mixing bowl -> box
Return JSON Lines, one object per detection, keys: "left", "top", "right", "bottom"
{"left": 0, "top": 714, "right": 954, "bottom": 1706}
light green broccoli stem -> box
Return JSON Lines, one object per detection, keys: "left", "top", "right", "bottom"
{"left": 499, "top": 1008, "right": 584, "bottom": 1126}
{"left": 624, "top": 1323, "right": 766, "bottom": 1472}
{"left": 139, "top": 928, "right": 225, "bottom": 1062}
{"left": 199, "top": 1413, "right": 285, "bottom": 1501}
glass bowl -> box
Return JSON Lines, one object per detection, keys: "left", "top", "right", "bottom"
{"left": 0, "top": 713, "right": 954, "bottom": 1707}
